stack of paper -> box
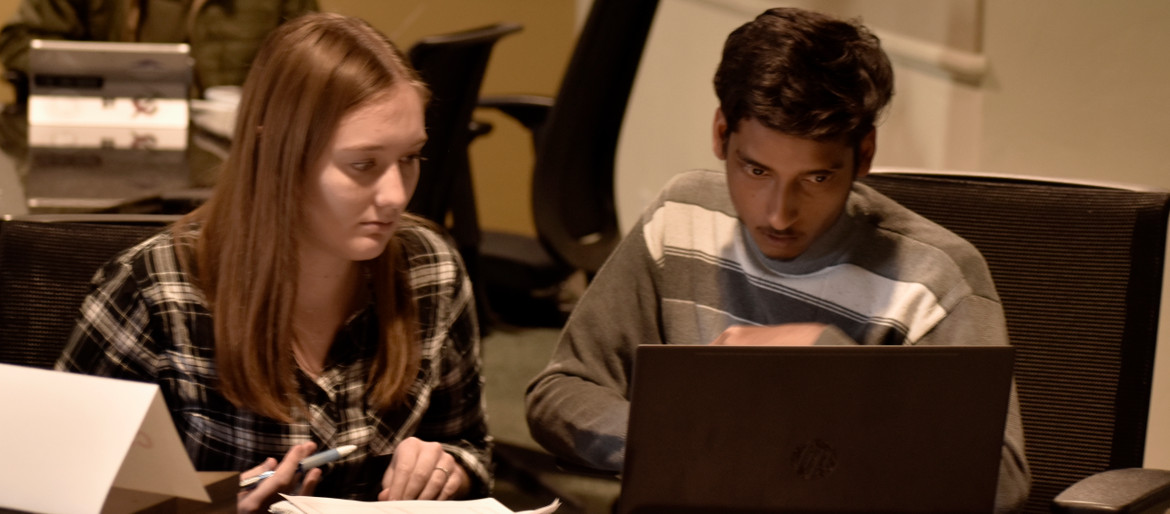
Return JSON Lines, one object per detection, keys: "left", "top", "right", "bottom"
{"left": 271, "top": 496, "right": 560, "bottom": 514}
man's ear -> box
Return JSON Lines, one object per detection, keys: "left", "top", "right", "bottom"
{"left": 712, "top": 107, "right": 729, "bottom": 160}
{"left": 855, "top": 129, "right": 877, "bottom": 179}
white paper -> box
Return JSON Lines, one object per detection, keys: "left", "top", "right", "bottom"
{"left": 272, "top": 495, "right": 560, "bottom": 514}
{"left": 0, "top": 364, "right": 209, "bottom": 514}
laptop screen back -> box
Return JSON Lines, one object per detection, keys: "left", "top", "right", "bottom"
{"left": 29, "top": 39, "right": 192, "bottom": 99}
{"left": 618, "top": 344, "right": 1014, "bottom": 514}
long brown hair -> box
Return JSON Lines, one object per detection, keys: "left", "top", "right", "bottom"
{"left": 175, "top": 12, "right": 429, "bottom": 422}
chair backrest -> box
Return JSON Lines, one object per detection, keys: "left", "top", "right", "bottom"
{"left": 862, "top": 170, "right": 1170, "bottom": 513}
{"left": 531, "top": 0, "right": 659, "bottom": 274}
{"left": 0, "top": 214, "right": 178, "bottom": 368}
{"left": 406, "top": 22, "right": 522, "bottom": 253}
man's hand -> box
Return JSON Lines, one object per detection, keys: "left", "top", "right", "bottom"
{"left": 379, "top": 437, "right": 470, "bottom": 501}
{"left": 237, "top": 441, "right": 322, "bottom": 514}
{"left": 710, "top": 323, "right": 828, "bottom": 346}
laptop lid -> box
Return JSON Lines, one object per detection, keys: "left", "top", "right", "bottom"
{"left": 618, "top": 345, "right": 1014, "bottom": 514}
{"left": 29, "top": 39, "right": 192, "bottom": 99}
{"left": 28, "top": 40, "right": 192, "bottom": 128}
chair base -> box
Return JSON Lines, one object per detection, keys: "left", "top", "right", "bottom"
{"left": 480, "top": 230, "right": 578, "bottom": 327}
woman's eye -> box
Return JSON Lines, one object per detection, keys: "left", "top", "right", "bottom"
{"left": 400, "top": 154, "right": 424, "bottom": 166}
{"left": 351, "top": 159, "right": 376, "bottom": 172}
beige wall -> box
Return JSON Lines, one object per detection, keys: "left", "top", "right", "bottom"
{"left": 0, "top": 0, "right": 15, "bottom": 102}
{"left": 980, "top": 1, "right": 1170, "bottom": 188}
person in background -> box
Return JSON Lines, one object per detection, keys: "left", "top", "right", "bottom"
{"left": 525, "top": 7, "right": 1030, "bottom": 512}
{"left": 0, "top": 0, "right": 317, "bottom": 97}
{"left": 55, "top": 12, "right": 489, "bottom": 511}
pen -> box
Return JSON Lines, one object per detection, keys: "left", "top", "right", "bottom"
{"left": 239, "top": 444, "right": 358, "bottom": 489}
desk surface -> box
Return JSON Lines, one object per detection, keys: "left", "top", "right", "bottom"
{"left": 0, "top": 112, "right": 223, "bottom": 217}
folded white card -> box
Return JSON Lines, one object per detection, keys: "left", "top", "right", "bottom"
{"left": 0, "top": 363, "right": 209, "bottom": 514}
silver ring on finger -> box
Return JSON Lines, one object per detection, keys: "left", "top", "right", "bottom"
{"left": 434, "top": 466, "right": 452, "bottom": 479}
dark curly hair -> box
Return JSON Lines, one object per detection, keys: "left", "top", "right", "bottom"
{"left": 714, "top": 8, "right": 893, "bottom": 147}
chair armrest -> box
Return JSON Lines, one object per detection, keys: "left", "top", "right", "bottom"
{"left": 477, "top": 94, "right": 554, "bottom": 134}
{"left": 4, "top": 69, "right": 28, "bottom": 114}
{"left": 1052, "top": 468, "right": 1170, "bottom": 513}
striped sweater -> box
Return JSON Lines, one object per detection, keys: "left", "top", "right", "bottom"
{"left": 526, "top": 169, "right": 1029, "bottom": 510}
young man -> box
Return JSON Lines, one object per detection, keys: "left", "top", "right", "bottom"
{"left": 525, "top": 7, "right": 1030, "bottom": 511}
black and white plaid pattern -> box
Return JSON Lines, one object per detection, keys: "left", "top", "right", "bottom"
{"left": 56, "top": 224, "right": 490, "bottom": 499}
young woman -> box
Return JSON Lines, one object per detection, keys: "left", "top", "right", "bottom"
{"left": 55, "top": 12, "right": 489, "bottom": 511}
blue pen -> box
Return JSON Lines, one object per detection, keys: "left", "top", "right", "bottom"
{"left": 239, "top": 444, "right": 358, "bottom": 489}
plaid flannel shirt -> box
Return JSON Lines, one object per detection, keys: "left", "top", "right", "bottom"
{"left": 55, "top": 224, "right": 490, "bottom": 499}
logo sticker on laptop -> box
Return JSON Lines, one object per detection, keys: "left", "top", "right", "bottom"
{"left": 791, "top": 438, "right": 838, "bottom": 480}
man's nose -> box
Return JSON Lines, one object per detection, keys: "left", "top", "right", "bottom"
{"left": 767, "top": 181, "right": 800, "bottom": 229}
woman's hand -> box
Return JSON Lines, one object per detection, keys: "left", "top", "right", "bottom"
{"left": 237, "top": 441, "right": 323, "bottom": 514}
{"left": 378, "top": 437, "right": 469, "bottom": 501}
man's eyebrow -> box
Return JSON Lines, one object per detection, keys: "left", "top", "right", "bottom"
{"left": 806, "top": 163, "right": 848, "bottom": 174}
{"left": 735, "top": 149, "right": 771, "bottom": 172}
{"left": 735, "top": 149, "right": 848, "bottom": 174}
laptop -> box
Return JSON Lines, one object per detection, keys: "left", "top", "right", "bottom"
{"left": 27, "top": 40, "right": 193, "bottom": 129}
{"left": 29, "top": 39, "right": 193, "bottom": 99}
{"left": 618, "top": 344, "right": 1015, "bottom": 514}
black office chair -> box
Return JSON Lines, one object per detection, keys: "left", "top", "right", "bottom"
{"left": 405, "top": 22, "right": 522, "bottom": 332}
{"left": 0, "top": 214, "right": 177, "bottom": 368}
{"left": 475, "top": 0, "right": 660, "bottom": 327}
{"left": 862, "top": 170, "right": 1170, "bottom": 514}
{"left": 3, "top": 70, "right": 29, "bottom": 114}
{"left": 407, "top": 22, "right": 522, "bottom": 253}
